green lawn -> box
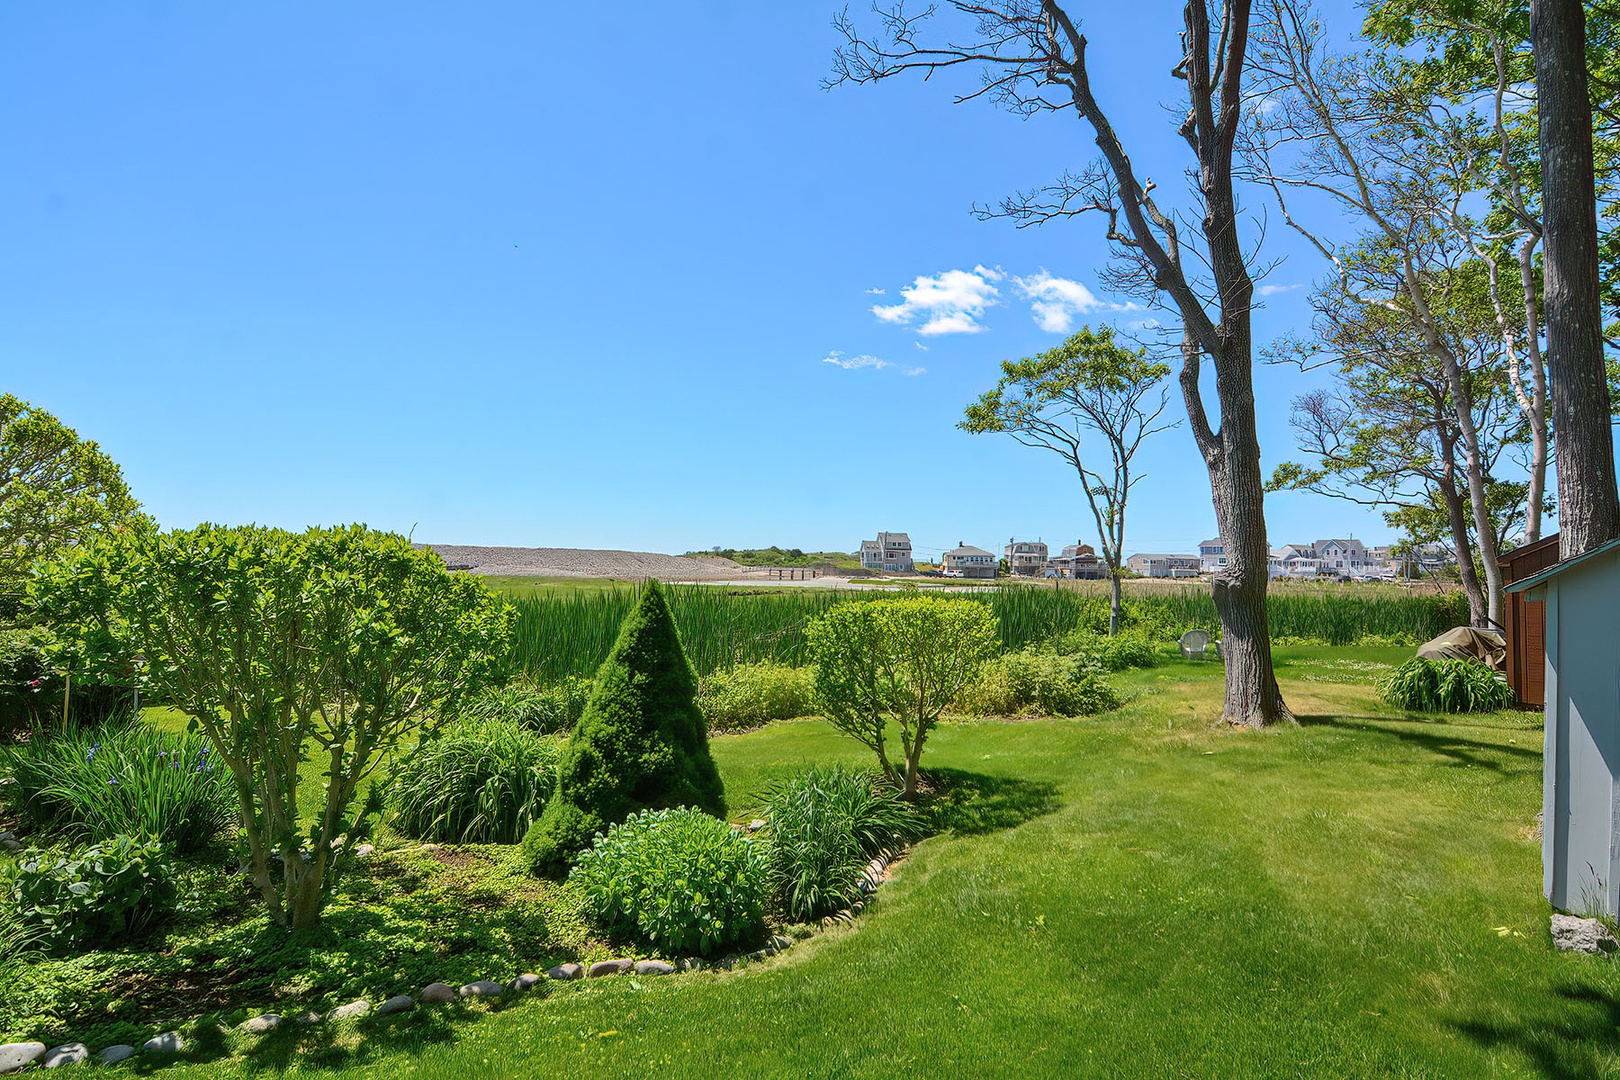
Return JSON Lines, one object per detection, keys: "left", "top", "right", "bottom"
{"left": 116, "top": 646, "right": 1618, "bottom": 1079}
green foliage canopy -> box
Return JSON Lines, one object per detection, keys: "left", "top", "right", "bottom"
{"left": 32, "top": 523, "right": 513, "bottom": 929}
{"left": 806, "top": 595, "right": 997, "bottom": 796}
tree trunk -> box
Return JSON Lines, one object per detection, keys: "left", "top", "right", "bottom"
{"left": 1533, "top": 0, "right": 1620, "bottom": 557}
{"left": 1518, "top": 238, "right": 1550, "bottom": 545}
{"left": 1109, "top": 573, "right": 1123, "bottom": 636}
{"left": 1183, "top": 337, "right": 1293, "bottom": 730}
{"left": 1438, "top": 465, "right": 1488, "bottom": 625}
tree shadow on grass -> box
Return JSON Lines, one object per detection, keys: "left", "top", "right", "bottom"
{"left": 1449, "top": 978, "right": 1620, "bottom": 1080}
{"left": 1296, "top": 714, "right": 1540, "bottom": 775}
{"left": 919, "top": 768, "right": 1062, "bottom": 837}
{"left": 228, "top": 996, "right": 504, "bottom": 1076}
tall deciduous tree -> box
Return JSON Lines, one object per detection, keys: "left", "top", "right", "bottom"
{"left": 0, "top": 395, "right": 142, "bottom": 623}
{"left": 34, "top": 524, "right": 513, "bottom": 930}
{"left": 832, "top": 0, "right": 1294, "bottom": 728}
{"left": 1532, "top": 0, "right": 1620, "bottom": 554}
{"left": 960, "top": 326, "right": 1174, "bottom": 634}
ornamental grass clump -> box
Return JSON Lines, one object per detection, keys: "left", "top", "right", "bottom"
{"left": 1380, "top": 656, "right": 1515, "bottom": 713}
{"left": 569, "top": 807, "right": 766, "bottom": 956}
{"left": 387, "top": 719, "right": 561, "bottom": 844}
{"left": 763, "top": 763, "right": 920, "bottom": 921}
{"left": 0, "top": 719, "right": 234, "bottom": 855}
{"left": 522, "top": 580, "right": 726, "bottom": 871}
{"left": 462, "top": 676, "right": 592, "bottom": 735}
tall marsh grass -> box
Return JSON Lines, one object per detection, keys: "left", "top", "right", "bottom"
{"left": 503, "top": 582, "right": 1467, "bottom": 683}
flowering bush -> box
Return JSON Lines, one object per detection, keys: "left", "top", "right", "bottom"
{"left": 0, "top": 720, "right": 234, "bottom": 854}
{"left": 569, "top": 807, "right": 766, "bottom": 956}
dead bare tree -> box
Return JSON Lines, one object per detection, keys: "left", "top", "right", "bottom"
{"left": 1242, "top": 0, "right": 1513, "bottom": 626}
{"left": 831, "top": 0, "right": 1294, "bottom": 727}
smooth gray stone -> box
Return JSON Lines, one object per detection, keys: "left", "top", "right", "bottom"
{"left": 43, "top": 1043, "right": 87, "bottom": 1068}
{"left": 326, "top": 999, "right": 370, "bottom": 1022}
{"left": 96, "top": 1046, "right": 135, "bottom": 1065}
{"left": 421, "top": 982, "right": 456, "bottom": 1003}
{"left": 142, "top": 1032, "right": 184, "bottom": 1055}
{"left": 633, "top": 960, "right": 675, "bottom": 975}
{"left": 510, "top": 973, "right": 542, "bottom": 991}
{"left": 458, "top": 981, "right": 504, "bottom": 998}
{"left": 546, "top": 963, "right": 583, "bottom": 981}
{"left": 0, "top": 1042, "right": 45, "bottom": 1074}
{"left": 375, "top": 995, "right": 414, "bottom": 1016}
{"left": 240, "top": 1014, "right": 282, "bottom": 1034}
{"left": 586, "top": 959, "right": 633, "bottom": 978}
{"left": 354, "top": 843, "right": 375, "bottom": 857}
{"left": 767, "top": 935, "right": 793, "bottom": 951}
{"left": 675, "top": 957, "right": 706, "bottom": 972}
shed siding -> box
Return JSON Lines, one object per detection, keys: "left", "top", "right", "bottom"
{"left": 1542, "top": 549, "right": 1620, "bottom": 915}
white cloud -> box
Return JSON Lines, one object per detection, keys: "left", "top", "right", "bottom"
{"left": 914, "top": 341, "right": 929, "bottom": 351}
{"left": 1257, "top": 282, "right": 1303, "bottom": 297}
{"left": 1012, "top": 269, "right": 1140, "bottom": 333}
{"left": 864, "top": 287, "right": 886, "bottom": 295}
{"left": 872, "top": 265, "right": 1003, "bottom": 335}
{"left": 822, "top": 350, "right": 927, "bottom": 377}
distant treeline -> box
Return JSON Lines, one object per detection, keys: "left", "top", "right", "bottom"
{"left": 682, "top": 547, "right": 858, "bottom": 569}
{"left": 503, "top": 582, "right": 1468, "bottom": 685}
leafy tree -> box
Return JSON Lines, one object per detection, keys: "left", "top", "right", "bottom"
{"left": 832, "top": 0, "right": 1294, "bottom": 728}
{"left": 806, "top": 596, "right": 997, "bottom": 797}
{"left": 521, "top": 579, "right": 726, "bottom": 871}
{"left": 0, "top": 394, "right": 142, "bottom": 623}
{"left": 961, "top": 326, "right": 1174, "bottom": 635}
{"left": 33, "top": 524, "right": 512, "bottom": 929}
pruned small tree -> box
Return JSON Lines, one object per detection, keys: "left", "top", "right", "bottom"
{"left": 521, "top": 579, "right": 727, "bottom": 871}
{"left": 961, "top": 325, "right": 1174, "bottom": 635}
{"left": 33, "top": 523, "right": 513, "bottom": 929}
{"left": 806, "top": 596, "right": 997, "bottom": 797}
{"left": 831, "top": 0, "right": 1293, "bottom": 727}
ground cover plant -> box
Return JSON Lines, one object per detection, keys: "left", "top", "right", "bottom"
{"left": 387, "top": 719, "right": 560, "bottom": 844}
{"left": 570, "top": 807, "right": 767, "bottom": 956}
{"left": 1380, "top": 656, "right": 1517, "bottom": 713}
{"left": 81, "top": 644, "right": 1592, "bottom": 1079}
{"left": 504, "top": 581, "right": 1469, "bottom": 683}
{"left": 0, "top": 719, "right": 234, "bottom": 855}
{"left": 522, "top": 580, "right": 726, "bottom": 871}
{"left": 4, "top": 834, "right": 176, "bottom": 953}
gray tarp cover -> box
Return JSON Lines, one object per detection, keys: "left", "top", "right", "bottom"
{"left": 1416, "top": 626, "right": 1507, "bottom": 671}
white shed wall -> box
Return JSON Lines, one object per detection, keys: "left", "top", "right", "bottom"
{"left": 1541, "top": 548, "right": 1620, "bottom": 915}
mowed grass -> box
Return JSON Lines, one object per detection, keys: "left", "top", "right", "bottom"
{"left": 150, "top": 647, "right": 1620, "bottom": 1080}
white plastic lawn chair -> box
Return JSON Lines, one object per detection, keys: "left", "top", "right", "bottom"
{"left": 1179, "top": 629, "right": 1211, "bottom": 661}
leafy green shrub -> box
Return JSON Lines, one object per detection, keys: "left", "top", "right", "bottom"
{"left": 956, "top": 649, "right": 1121, "bottom": 718}
{"left": 569, "top": 807, "right": 766, "bottom": 955}
{"left": 388, "top": 719, "right": 561, "bottom": 844}
{"left": 0, "top": 720, "right": 235, "bottom": 855}
{"left": 463, "top": 676, "right": 592, "bottom": 735}
{"left": 700, "top": 662, "right": 815, "bottom": 730}
{"left": 1379, "top": 657, "right": 1515, "bottom": 713}
{"left": 523, "top": 580, "right": 726, "bottom": 871}
{"left": 1051, "top": 629, "right": 1159, "bottom": 671}
{"left": 808, "top": 596, "right": 998, "bottom": 796}
{"left": 763, "top": 763, "right": 920, "bottom": 921}
{"left": 4, "top": 834, "right": 176, "bottom": 953}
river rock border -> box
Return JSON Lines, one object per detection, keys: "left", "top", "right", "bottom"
{"left": 0, "top": 848, "right": 901, "bottom": 1073}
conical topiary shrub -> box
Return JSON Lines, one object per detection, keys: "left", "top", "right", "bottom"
{"left": 521, "top": 579, "right": 726, "bottom": 871}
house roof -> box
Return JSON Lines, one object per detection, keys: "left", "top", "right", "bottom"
{"left": 946, "top": 544, "right": 992, "bottom": 557}
{"left": 1505, "top": 536, "right": 1620, "bottom": 594}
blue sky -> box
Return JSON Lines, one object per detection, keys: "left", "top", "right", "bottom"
{"left": 4, "top": 0, "right": 1419, "bottom": 562}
